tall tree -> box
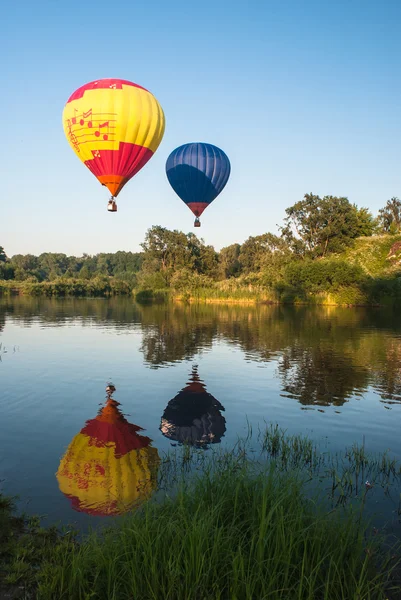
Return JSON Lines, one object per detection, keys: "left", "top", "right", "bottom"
{"left": 219, "top": 244, "right": 241, "bottom": 278}
{"left": 141, "top": 226, "right": 195, "bottom": 285}
{"left": 280, "top": 194, "right": 374, "bottom": 258}
{"left": 239, "top": 234, "right": 290, "bottom": 273}
{"left": 378, "top": 197, "right": 401, "bottom": 233}
{"left": 0, "top": 247, "right": 6, "bottom": 263}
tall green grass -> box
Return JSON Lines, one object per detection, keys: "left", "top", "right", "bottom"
{"left": 35, "top": 430, "right": 401, "bottom": 600}
{"left": 0, "top": 277, "right": 132, "bottom": 297}
{"left": 1, "top": 427, "right": 401, "bottom": 599}
{"left": 35, "top": 458, "right": 400, "bottom": 600}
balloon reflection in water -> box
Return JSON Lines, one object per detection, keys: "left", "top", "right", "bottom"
{"left": 160, "top": 365, "right": 226, "bottom": 448}
{"left": 56, "top": 385, "right": 160, "bottom": 516}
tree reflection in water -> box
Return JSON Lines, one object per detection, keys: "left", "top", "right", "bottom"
{"left": 2, "top": 298, "right": 401, "bottom": 408}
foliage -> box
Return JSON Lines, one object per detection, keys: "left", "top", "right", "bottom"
{"left": 378, "top": 197, "right": 401, "bottom": 233}
{"left": 282, "top": 258, "right": 366, "bottom": 293}
{"left": 0, "top": 278, "right": 132, "bottom": 297}
{"left": 2, "top": 192, "right": 401, "bottom": 304}
{"left": 280, "top": 193, "right": 376, "bottom": 258}
{"left": 218, "top": 243, "right": 241, "bottom": 278}
{"left": 135, "top": 289, "right": 168, "bottom": 304}
{"left": 239, "top": 233, "right": 291, "bottom": 273}
{"left": 140, "top": 226, "right": 218, "bottom": 286}
{"left": 7, "top": 250, "right": 143, "bottom": 283}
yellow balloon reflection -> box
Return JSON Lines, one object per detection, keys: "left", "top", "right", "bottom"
{"left": 56, "top": 385, "right": 159, "bottom": 516}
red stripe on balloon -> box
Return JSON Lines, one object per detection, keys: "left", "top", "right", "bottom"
{"left": 186, "top": 202, "right": 209, "bottom": 217}
{"left": 84, "top": 143, "right": 154, "bottom": 197}
{"left": 67, "top": 79, "right": 147, "bottom": 102}
{"left": 85, "top": 143, "right": 153, "bottom": 178}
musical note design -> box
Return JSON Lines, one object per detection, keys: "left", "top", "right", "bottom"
{"left": 71, "top": 108, "right": 79, "bottom": 125}
{"left": 95, "top": 122, "right": 110, "bottom": 140}
{"left": 66, "top": 117, "right": 80, "bottom": 153}
{"left": 80, "top": 109, "right": 93, "bottom": 127}
{"left": 64, "top": 108, "right": 117, "bottom": 148}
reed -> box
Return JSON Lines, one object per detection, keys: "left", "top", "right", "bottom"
{"left": 1, "top": 426, "right": 400, "bottom": 599}
{"left": 35, "top": 459, "right": 400, "bottom": 600}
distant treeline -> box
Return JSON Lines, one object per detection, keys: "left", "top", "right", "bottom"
{"left": 2, "top": 194, "right": 401, "bottom": 304}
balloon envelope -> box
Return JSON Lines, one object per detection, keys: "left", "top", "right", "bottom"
{"left": 62, "top": 78, "right": 165, "bottom": 198}
{"left": 166, "top": 143, "right": 231, "bottom": 219}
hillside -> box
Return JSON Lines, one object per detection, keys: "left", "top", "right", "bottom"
{"left": 341, "top": 234, "right": 401, "bottom": 278}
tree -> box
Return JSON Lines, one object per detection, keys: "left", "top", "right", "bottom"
{"left": 0, "top": 247, "right": 6, "bottom": 263}
{"left": 141, "top": 226, "right": 195, "bottom": 286}
{"left": 239, "top": 234, "right": 290, "bottom": 273}
{"left": 219, "top": 244, "right": 241, "bottom": 278}
{"left": 141, "top": 226, "right": 218, "bottom": 286}
{"left": 355, "top": 207, "right": 378, "bottom": 237}
{"left": 280, "top": 194, "right": 374, "bottom": 258}
{"left": 378, "top": 197, "right": 401, "bottom": 233}
{"left": 187, "top": 233, "right": 219, "bottom": 277}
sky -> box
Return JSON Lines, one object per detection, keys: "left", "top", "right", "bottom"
{"left": 1, "top": 0, "right": 401, "bottom": 257}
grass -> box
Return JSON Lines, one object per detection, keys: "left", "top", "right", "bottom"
{"left": 0, "top": 278, "right": 132, "bottom": 297}
{"left": 343, "top": 234, "right": 401, "bottom": 278}
{"left": 37, "top": 462, "right": 400, "bottom": 600}
{"left": 1, "top": 425, "right": 401, "bottom": 599}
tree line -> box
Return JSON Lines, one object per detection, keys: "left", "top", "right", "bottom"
{"left": 1, "top": 194, "right": 401, "bottom": 294}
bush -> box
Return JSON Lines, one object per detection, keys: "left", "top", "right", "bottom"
{"left": 283, "top": 259, "right": 366, "bottom": 293}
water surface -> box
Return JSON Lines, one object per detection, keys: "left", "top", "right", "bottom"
{"left": 1, "top": 297, "right": 400, "bottom": 529}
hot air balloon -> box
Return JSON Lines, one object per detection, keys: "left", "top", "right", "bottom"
{"left": 166, "top": 143, "right": 231, "bottom": 227}
{"left": 56, "top": 385, "right": 160, "bottom": 516}
{"left": 160, "top": 365, "right": 226, "bottom": 447}
{"left": 62, "top": 79, "right": 165, "bottom": 212}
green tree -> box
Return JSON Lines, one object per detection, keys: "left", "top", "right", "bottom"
{"left": 10, "top": 254, "right": 39, "bottom": 272}
{"left": 239, "top": 234, "right": 290, "bottom": 273}
{"left": 187, "top": 233, "right": 219, "bottom": 277}
{"left": 355, "top": 207, "right": 378, "bottom": 236}
{"left": 0, "top": 247, "right": 6, "bottom": 263}
{"left": 79, "top": 265, "right": 91, "bottom": 280}
{"left": 219, "top": 244, "right": 241, "bottom": 278}
{"left": 378, "top": 197, "right": 401, "bottom": 233}
{"left": 141, "top": 226, "right": 217, "bottom": 286}
{"left": 280, "top": 194, "right": 374, "bottom": 258}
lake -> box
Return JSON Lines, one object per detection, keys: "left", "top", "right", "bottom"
{"left": 1, "top": 297, "right": 400, "bottom": 530}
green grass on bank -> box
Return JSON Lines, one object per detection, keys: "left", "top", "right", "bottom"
{"left": 0, "top": 277, "right": 132, "bottom": 297}
{"left": 37, "top": 464, "right": 399, "bottom": 600}
{"left": 1, "top": 426, "right": 401, "bottom": 600}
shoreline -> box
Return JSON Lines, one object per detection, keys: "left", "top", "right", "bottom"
{"left": 0, "top": 282, "right": 394, "bottom": 308}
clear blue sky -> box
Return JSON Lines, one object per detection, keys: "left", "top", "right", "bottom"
{"left": 2, "top": 0, "right": 401, "bottom": 257}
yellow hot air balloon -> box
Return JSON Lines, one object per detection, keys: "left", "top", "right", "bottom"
{"left": 62, "top": 78, "right": 165, "bottom": 212}
{"left": 56, "top": 394, "right": 160, "bottom": 516}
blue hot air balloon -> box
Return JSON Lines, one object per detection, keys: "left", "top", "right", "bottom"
{"left": 166, "top": 142, "right": 231, "bottom": 227}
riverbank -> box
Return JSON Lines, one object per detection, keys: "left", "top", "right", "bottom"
{"left": 2, "top": 278, "right": 400, "bottom": 308}
{"left": 2, "top": 234, "right": 401, "bottom": 307}
{"left": 1, "top": 428, "right": 401, "bottom": 599}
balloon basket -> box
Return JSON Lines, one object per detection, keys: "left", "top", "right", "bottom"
{"left": 107, "top": 199, "right": 117, "bottom": 212}
{"left": 194, "top": 218, "right": 201, "bottom": 228}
